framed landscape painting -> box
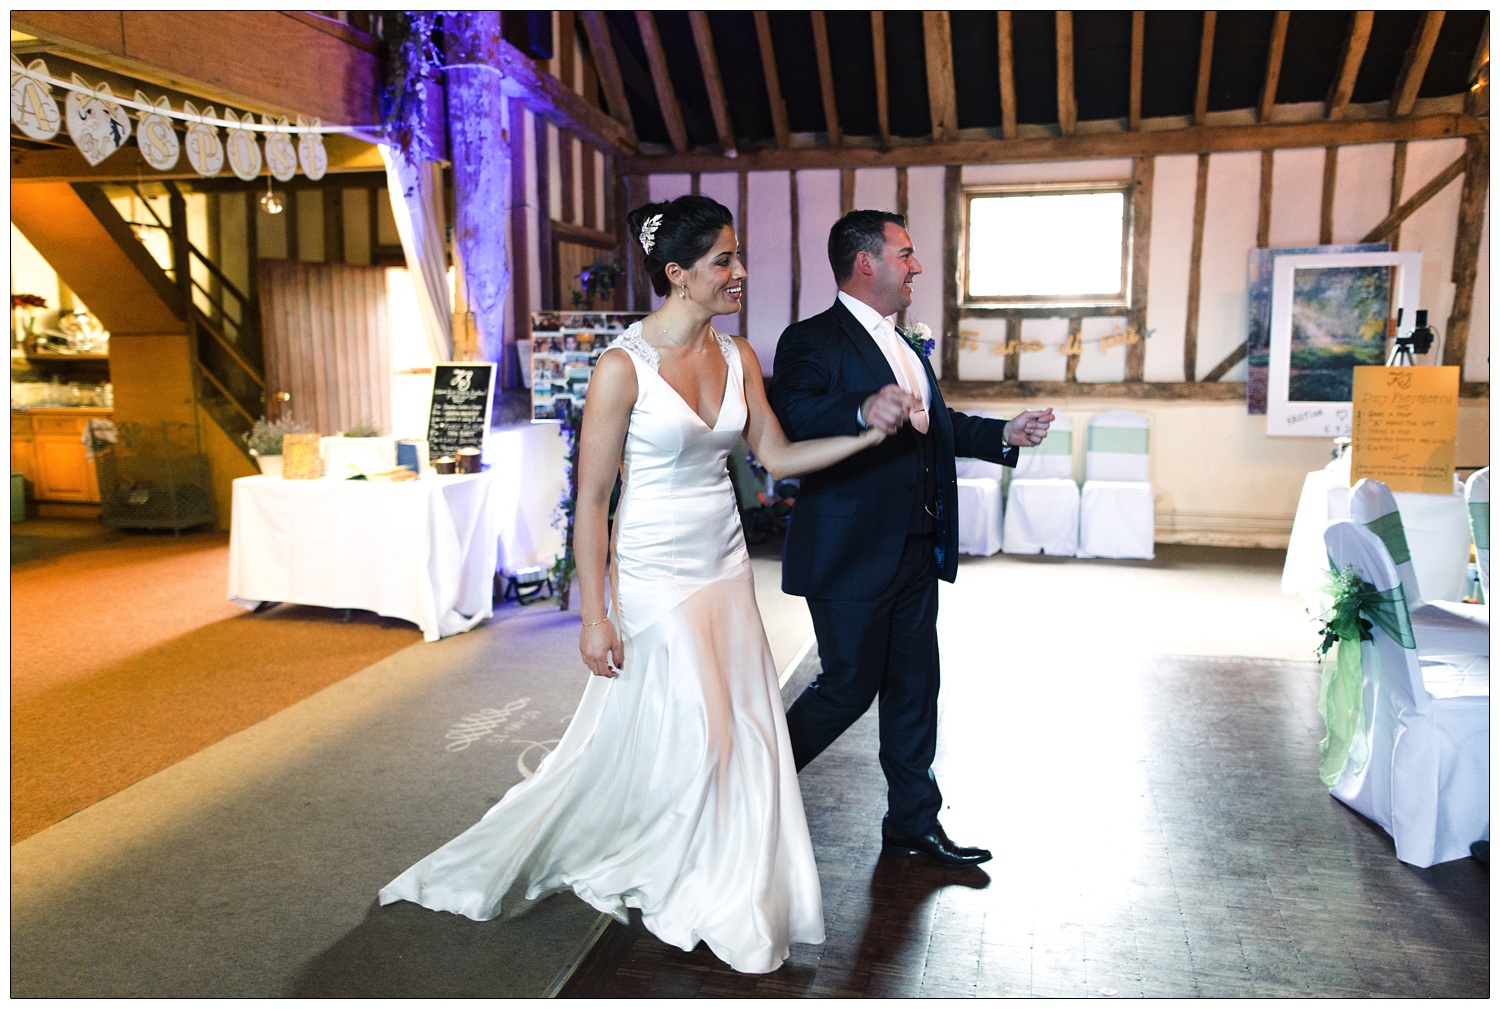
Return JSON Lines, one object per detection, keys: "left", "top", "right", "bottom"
{"left": 1265, "top": 251, "right": 1421, "bottom": 437}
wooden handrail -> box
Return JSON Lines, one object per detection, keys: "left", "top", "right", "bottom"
{"left": 196, "top": 361, "right": 258, "bottom": 425}
{"left": 192, "top": 311, "right": 265, "bottom": 388}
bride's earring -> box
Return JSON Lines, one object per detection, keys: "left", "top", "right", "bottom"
{"left": 677, "top": 286, "right": 687, "bottom": 300}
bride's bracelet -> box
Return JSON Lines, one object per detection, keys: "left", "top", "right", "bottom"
{"left": 582, "top": 618, "right": 609, "bottom": 628}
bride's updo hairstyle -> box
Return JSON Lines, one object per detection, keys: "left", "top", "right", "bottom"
{"left": 627, "top": 195, "right": 734, "bottom": 297}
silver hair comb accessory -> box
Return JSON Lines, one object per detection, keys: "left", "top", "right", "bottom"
{"left": 638, "top": 213, "right": 663, "bottom": 255}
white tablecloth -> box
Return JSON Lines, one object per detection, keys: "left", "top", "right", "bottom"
{"left": 1283, "top": 466, "right": 1471, "bottom": 606}
{"left": 229, "top": 472, "right": 500, "bottom": 642}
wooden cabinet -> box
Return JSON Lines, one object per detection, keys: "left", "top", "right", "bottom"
{"left": 11, "top": 410, "right": 107, "bottom": 504}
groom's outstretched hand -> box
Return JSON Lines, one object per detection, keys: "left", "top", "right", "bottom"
{"left": 861, "top": 384, "right": 919, "bottom": 435}
{"left": 1003, "top": 408, "right": 1055, "bottom": 448}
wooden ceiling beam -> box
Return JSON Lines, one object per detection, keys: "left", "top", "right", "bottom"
{"left": 1259, "top": 11, "right": 1290, "bottom": 123}
{"left": 1326, "top": 11, "right": 1375, "bottom": 120}
{"left": 998, "top": 12, "right": 1018, "bottom": 140}
{"left": 810, "top": 12, "right": 842, "bottom": 148}
{"left": 634, "top": 11, "right": 688, "bottom": 153}
{"left": 1391, "top": 12, "right": 1445, "bottom": 117}
{"left": 1194, "top": 11, "right": 1217, "bottom": 125}
{"left": 627, "top": 112, "right": 1482, "bottom": 174}
{"left": 1360, "top": 151, "right": 1466, "bottom": 243}
{"left": 1130, "top": 11, "right": 1144, "bottom": 131}
{"left": 688, "top": 12, "right": 737, "bottom": 157}
{"left": 579, "top": 12, "right": 636, "bottom": 139}
{"left": 753, "top": 12, "right": 791, "bottom": 149}
{"left": 871, "top": 12, "right": 892, "bottom": 149}
{"left": 924, "top": 11, "right": 959, "bottom": 143}
{"left": 1056, "top": 12, "right": 1077, "bottom": 135}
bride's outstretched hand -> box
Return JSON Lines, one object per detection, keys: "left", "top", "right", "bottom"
{"left": 581, "top": 619, "right": 623, "bottom": 678}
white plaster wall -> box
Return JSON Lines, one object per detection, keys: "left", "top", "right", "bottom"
{"left": 697, "top": 172, "right": 742, "bottom": 336}
{"left": 1016, "top": 316, "right": 1071, "bottom": 382}
{"left": 1398, "top": 138, "right": 1465, "bottom": 363}
{"left": 962, "top": 159, "right": 1135, "bottom": 185}
{"left": 905, "top": 166, "right": 946, "bottom": 375}
{"left": 745, "top": 171, "right": 792, "bottom": 371}
{"left": 1195, "top": 151, "right": 1260, "bottom": 381}
{"left": 1075, "top": 315, "right": 1130, "bottom": 383}
{"left": 1144, "top": 154, "right": 1196, "bottom": 382}
{"left": 648, "top": 173, "right": 692, "bottom": 203}
{"left": 955, "top": 316, "right": 1009, "bottom": 381}
{"left": 1331, "top": 142, "right": 1395, "bottom": 243}
{"left": 854, "top": 167, "right": 898, "bottom": 215}
{"left": 795, "top": 169, "right": 841, "bottom": 321}
{"left": 1268, "top": 147, "right": 1324, "bottom": 247}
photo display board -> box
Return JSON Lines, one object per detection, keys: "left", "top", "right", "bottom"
{"left": 529, "top": 311, "right": 645, "bottom": 422}
{"left": 427, "top": 361, "right": 496, "bottom": 458}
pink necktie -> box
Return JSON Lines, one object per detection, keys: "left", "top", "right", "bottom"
{"left": 885, "top": 325, "right": 930, "bottom": 434}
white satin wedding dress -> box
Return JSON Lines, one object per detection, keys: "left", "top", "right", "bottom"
{"left": 380, "top": 325, "right": 824, "bottom": 974}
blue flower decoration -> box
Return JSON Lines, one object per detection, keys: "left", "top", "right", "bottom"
{"left": 898, "top": 323, "right": 935, "bottom": 359}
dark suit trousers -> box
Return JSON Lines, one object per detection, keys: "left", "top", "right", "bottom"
{"left": 786, "top": 533, "right": 942, "bottom": 836}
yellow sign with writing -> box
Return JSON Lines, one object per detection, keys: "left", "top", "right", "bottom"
{"left": 1350, "top": 366, "right": 1459, "bottom": 494}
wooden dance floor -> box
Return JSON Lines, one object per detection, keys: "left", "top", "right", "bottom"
{"left": 560, "top": 651, "right": 1488, "bottom": 998}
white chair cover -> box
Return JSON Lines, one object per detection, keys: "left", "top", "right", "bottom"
{"left": 1323, "top": 520, "right": 1489, "bottom": 867}
{"left": 1078, "top": 409, "right": 1154, "bottom": 560}
{"left": 1002, "top": 413, "right": 1078, "bottom": 556}
{"left": 1466, "top": 468, "right": 1489, "bottom": 600}
{"left": 956, "top": 476, "right": 1003, "bottom": 556}
{"left": 1349, "top": 478, "right": 1488, "bottom": 657}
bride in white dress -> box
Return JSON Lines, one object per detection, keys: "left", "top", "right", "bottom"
{"left": 379, "top": 195, "right": 910, "bottom": 974}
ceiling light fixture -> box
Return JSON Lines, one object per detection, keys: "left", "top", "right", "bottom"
{"left": 259, "top": 175, "right": 284, "bottom": 215}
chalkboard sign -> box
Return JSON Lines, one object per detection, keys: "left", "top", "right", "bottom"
{"left": 426, "top": 362, "right": 496, "bottom": 460}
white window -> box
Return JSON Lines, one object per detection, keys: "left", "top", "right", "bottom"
{"left": 962, "top": 183, "right": 1132, "bottom": 309}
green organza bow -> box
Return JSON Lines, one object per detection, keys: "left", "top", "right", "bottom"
{"left": 1314, "top": 563, "right": 1416, "bottom": 787}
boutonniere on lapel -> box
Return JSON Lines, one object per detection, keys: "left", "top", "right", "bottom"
{"left": 897, "top": 322, "right": 935, "bottom": 360}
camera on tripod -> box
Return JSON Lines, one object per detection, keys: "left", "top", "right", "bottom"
{"left": 1387, "top": 308, "right": 1437, "bottom": 367}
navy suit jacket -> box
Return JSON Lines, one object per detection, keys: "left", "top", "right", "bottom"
{"left": 770, "top": 299, "right": 1018, "bottom": 600}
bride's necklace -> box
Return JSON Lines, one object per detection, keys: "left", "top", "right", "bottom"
{"left": 651, "top": 311, "right": 703, "bottom": 352}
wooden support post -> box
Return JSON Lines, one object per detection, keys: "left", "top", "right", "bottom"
{"left": 1388, "top": 141, "right": 1408, "bottom": 246}
{"left": 738, "top": 170, "right": 748, "bottom": 337}
{"left": 1064, "top": 316, "right": 1083, "bottom": 382}
{"left": 1194, "top": 11, "right": 1217, "bottom": 126}
{"left": 1361, "top": 153, "right": 1465, "bottom": 243}
{"left": 941, "top": 166, "right": 961, "bottom": 380}
{"left": 324, "top": 186, "right": 345, "bottom": 264}
{"left": 1004, "top": 316, "right": 1021, "bottom": 382}
{"left": 1129, "top": 11, "right": 1144, "bottom": 132}
{"left": 896, "top": 166, "right": 909, "bottom": 329}
{"left": 559, "top": 128, "right": 576, "bottom": 225}
{"left": 1259, "top": 11, "right": 1290, "bottom": 123}
{"left": 636, "top": 12, "right": 689, "bottom": 153}
{"left": 1320, "top": 146, "right": 1338, "bottom": 244}
{"left": 840, "top": 169, "right": 855, "bottom": 216}
{"left": 1056, "top": 12, "right": 1077, "bottom": 135}
{"left": 998, "top": 12, "right": 1017, "bottom": 140}
{"left": 1127, "top": 156, "right": 1153, "bottom": 382}
{"left": 284, "top": 175, "right": 299, "bottom": 261}
{"left": 509, "top": 99, "right": 532, "bottom": 369}
{"left": 557, "top": 10, "right": 575, "bottom": 92}
{"left": 754, "top": 12, "right": 791, "bottom": 150}
{"left": 924, "top": 12, "right": 958, "bottom": 144}
{"left": 1257, "top": 150, "right": 1274, "bottom": 248}
{"left": 582, "top": 140, "right": 598, "bottom": 232}
{"left": 1444, "top": 134, "right": 1487, "bottom": 371}
{"left": 625, "top": 174, "right": 650, "bottom": 311}
{"left": 872, "top": 12, "right": 892, "bottom": 149}
{"left": 535, "top": 121, "right": 554, "bottom": 309}
{"left": 789, "top": 170, "right": 801, "bottom": 323}
{"left": 1183, "top": 153, "right": 1209, "bottom": 382}
{"left": 690, "top": 172, "right": 700, "bottom": 197}
{"left": 811, "top": 11, "right": 842, "bottom": 148}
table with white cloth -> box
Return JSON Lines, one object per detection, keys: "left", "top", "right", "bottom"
{"left": 1282, "top": 461, "right": 1472, "bottom": 607}
{"left": 228, "top": 472, "right": 500, "bottom": 642}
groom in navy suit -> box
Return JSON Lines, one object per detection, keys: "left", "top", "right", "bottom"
{"left": 771, "top": 210, "right": 1053, "bottom": 867}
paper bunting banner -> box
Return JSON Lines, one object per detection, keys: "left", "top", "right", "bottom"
{"left": 224, "top": 109, "right": 262, "bottom": 181}
{"left": 66, "top": 75, "right": 130, "bottom": 166}
{"left": 10, "top": 57, "right": 61, "bottom": 140}
{"left": 182, "top": 100, "right": 225, "bottom": 177}
{"left": 956, "top": 324, "right": 1154, "bottom": 357}
{"left": 134, "top": 91, "right": 180, "bottom": 171}
{"left": 262, "top": 115, "right": 298, "bottom": 182}
{"left": 297, "top": 116, "right": 328, "bottom": 181}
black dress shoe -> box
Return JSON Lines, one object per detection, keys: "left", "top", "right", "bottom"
{"left": 881, "top": 821, "right": 992, "bottom": 866}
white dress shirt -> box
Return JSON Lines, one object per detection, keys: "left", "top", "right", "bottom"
{"left": 838, "top": 291, "right": 930, "bottom": 428}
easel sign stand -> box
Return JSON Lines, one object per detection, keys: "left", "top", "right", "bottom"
{"left": 426, "top": 362, "right": 497, "bottom": 472}
{"left": 1350, "top": 315, "right": 1460, "bottom": 495}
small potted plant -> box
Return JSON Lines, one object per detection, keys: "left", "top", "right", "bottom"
{"left": 244, "top": 415, "right": 310, "bottom": 477}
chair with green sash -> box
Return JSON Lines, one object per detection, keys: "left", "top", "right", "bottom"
{"left": 1321, "top": 519, "right": 1488, "bottom": 867}
{"left": 1001, "top": 410, "right": 1078, "bottom": 556}
{"left": 1348, "top": 478, "right": 1487, "bottom": 657}
{"left": 1077, "top": 409, "right": 1154, "bottom": 560}
{"left": 1465, "top": 468, "right": 1488, "bottom": 601}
